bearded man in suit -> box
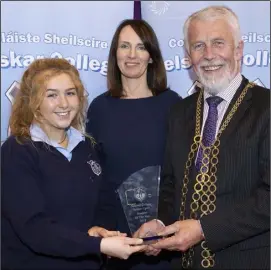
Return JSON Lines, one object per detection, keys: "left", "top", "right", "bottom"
{"left": 135, "top": 5, "right": 270, "bottom": 269}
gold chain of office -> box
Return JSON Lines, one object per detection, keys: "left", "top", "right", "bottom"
{"left": 179, "top": 82, "right": 254, "bottom": 269}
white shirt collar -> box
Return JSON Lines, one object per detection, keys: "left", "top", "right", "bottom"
{"left": 30, "top": 123, "right": 85, "bottom": 149}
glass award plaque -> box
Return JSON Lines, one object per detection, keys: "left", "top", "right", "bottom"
{"left": 117, "top": 165, "right": 161, "bottom": 236}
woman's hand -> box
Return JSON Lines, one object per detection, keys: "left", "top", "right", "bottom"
{"left": 88, "top": 226, "right": 126, "bottom": 238}
{"left": 100, "top": 236, "right": 145, "bottom": 259}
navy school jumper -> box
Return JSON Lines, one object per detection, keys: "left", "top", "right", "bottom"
{"left": 1, "top": 136, "right": 104, "bottom": 269}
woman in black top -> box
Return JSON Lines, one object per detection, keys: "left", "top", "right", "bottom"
{"left": 87, "top": 19, "right": 181, "bottom": 270}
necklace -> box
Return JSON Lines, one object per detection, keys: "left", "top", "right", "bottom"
{"left": 58, "top": 133, "right": 67, "bottom": 145}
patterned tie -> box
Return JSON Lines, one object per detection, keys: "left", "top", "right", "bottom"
{"left": 196, "top": 96, "right": 223, "bottom": 171}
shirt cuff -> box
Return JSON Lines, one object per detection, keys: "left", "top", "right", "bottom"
{"left": 155, "top": 219, "right": 165, "bottom": 227}
{"left": 198, "top": 219, "right": 205, "bottom": 239}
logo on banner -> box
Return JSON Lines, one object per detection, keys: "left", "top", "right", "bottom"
{"left": 253, "top": 78, "right": 266, "bottom": 88}
{"left": 5, "top": 80, "right": 20, "bottom": 136}
{"left": 6, "top": 80, "right": 20, "bottom": 104}
{"left": 149, "top": 1, "right": 170, "bottom": 16}
{"left": 187, "top": 80, "right": 202, "bottom": 96}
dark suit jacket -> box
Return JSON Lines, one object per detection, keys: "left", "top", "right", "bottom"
{"left": 158, "top": 76, "right": 270, "bottom": 269}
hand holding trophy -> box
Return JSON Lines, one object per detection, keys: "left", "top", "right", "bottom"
{"left": 133, "top": 219, "right": 165, "bottom": 256}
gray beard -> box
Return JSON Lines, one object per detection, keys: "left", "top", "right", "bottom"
{"left": 196, "top": 61, "right": 239, "bottom": 95}
{"left": 197, "top": 69, "right": 234, "bottom": 95}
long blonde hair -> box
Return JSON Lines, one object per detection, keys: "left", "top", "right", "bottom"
{"left": 9, "top": 58, "right": 88, "bottom": 144}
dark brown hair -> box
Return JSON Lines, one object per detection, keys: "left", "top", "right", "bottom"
{"left": 107, "top": 19, "right": 168, "bottom": 97}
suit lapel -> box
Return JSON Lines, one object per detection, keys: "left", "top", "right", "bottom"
{"left": 219, "top": 77, "right": 252, "bottom": 148}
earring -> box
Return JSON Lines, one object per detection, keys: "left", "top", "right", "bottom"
{"left": 149, "top": 58, "right": 153, "bottom": 64}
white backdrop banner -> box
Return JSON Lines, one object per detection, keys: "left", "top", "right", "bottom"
{"left": 1, "top": 1, "right": 270, "bottom": 141}
{"left": 141, "top": 1, "right": 270, "bottom": 96}
{"left": 1, "top": 1, "right": 133, "bottom": 140}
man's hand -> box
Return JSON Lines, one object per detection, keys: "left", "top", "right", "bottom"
{"left": 133, "top": 219, "right": 165, "bottom": 238}
{"left": 88, "top": 226, "right": 126, "bottom": 238}
{"left": 153, "top": 219, "right": 204, "bottom": 252}
{"left": 133, "top": 219, "right": 165, "bottom": 256}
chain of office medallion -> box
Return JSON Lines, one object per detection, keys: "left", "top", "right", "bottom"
{"left": 179, "top": 82, "right": 254, "bottom": 269}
